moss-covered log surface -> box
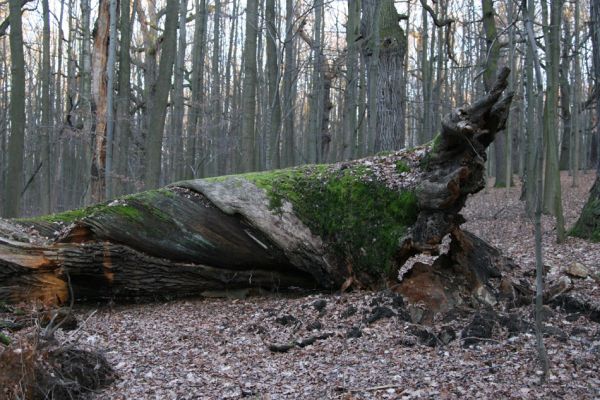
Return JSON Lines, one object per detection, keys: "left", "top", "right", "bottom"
{"left": 571, "top": 175, "right": 600, "bottom": 242}
{"left": 0, "top": 68, "right": 515, "bottom": 310}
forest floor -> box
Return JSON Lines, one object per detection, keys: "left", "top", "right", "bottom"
{"left": 42, "top": 172, "right": 600, "bottom": 399}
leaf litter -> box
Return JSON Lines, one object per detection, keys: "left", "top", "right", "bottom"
{"left": 39, "top": 172, "right": 600, "bottom": 399}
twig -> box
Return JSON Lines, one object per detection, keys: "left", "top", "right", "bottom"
{"left": 349, "top": 384, "right": 404, "bottom": 393}
{"left": 61, "top": 309, "right": 97, "bottom": 346}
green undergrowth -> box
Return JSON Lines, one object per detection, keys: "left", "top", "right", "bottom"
{"left": 419, "top": 133, "right": 441, "bottom": 169}
{"left": 235, "top": 163, "right": 420, "bottom": 278}
{"left": 570, "top": 197, "right": 600, "bottom": 242}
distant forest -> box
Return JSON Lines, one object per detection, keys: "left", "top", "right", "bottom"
{"left": 0, "top": 0, "right": 597, "bottom": 222}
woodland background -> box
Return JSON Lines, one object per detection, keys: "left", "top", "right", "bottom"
{"left": 0, "top": 0, "right": 597, "bottom": 226}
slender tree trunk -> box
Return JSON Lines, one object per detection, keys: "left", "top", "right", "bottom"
{"left": 137, "top": 0, "right": 158, "bottom": 181}
{"left": 185, "top": 0, "right": 207, "bottom": 178}
{"left": 281, "top": 0, "right": 295, "bottom": 167}
{"left": 524, "top": 0, "right": 550, "bottom": 378}
{"left": 571, "top": 0, "right": 581, "bottom": 187}
{"left": 143, "top": 0, "right": 179, "bottom": 189}
{"left": 541, "top": 0, "right": 565, "bottom": 242}
{"left": 90, "top": 0, "right": 111, "bottom": 203}
{"left": 265, "top": 0, "right": 281, "bottom": 169}
{"left": 240, "top": 0, "right": 259, "bottom": 172}
{"left": 343, "top": 0, "right": 359, "bottom": 160}
{"left": 115, "top": 0, "right": 134, "bottom": 195}
{"left": 571, "top": 0, "right": 600, "bottom": 240}
{"left": 170, "top": 0, "right": 187, "bottom": 181}
{"left": 420, "top": 5, "right": 430, "bottom": 144}
{"left": 558, "top": 18, "right": 572, "bottom": 171}
{"left": 209, "top": 0, "right": 221, "bottom": 176}
{"left": 223, "top": 0, "right": 239, "bottom": 174}
{"left": 105, "top": 0, "right": 118, "bottom": 199}
{"left": 80, "top": 0, "right": 93, "bottom": 205}
{"left": 40, "top": 0, "right": 52, "bottom": 214}
{"left": 4, "top": 0, "right": 26, "bottom": 217}
{"left": 482, "top": 0, "right": 506, "bottom": 187}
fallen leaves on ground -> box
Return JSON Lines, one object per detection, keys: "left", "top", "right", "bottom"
{"left": 49, "top": 172, "right": 600, "bottom": 399}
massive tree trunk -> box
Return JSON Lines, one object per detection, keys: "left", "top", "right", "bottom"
{"left": 0, "top": 69, "right": 513, "bottom": 307}
{"left": 572, "top": 0, "right": 600, "bottom": 241}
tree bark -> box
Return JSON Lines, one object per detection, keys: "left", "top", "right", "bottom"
{"left": 170, "top": 0, "right": 187, "bottom": 182}
{"left": 3, "top": 0, "right": 26, "bottom": 218}
{"left": 375, "top": 0, "right": 406, "bottom": 152}
{"left": 115, "top": 0, "right": 134, "bottom": 195}
{"left": 185, "top": 0, "right": 207, "bottom": 178}
{"left": 240, "top": 0, "right": 259, "bottom": 172}
{"left": 143, "top": 0, "right": 179, "bottom": 189}
{"left": 572, "top": 0, "right": 600, "bottom": 241}
{"left": 40, "top": 0, "right": 52, "bottom": 214}
{"left": 343, "top": 0, "right": 359, "bottom": 160}
{"left": 89, "top": 0, "right": 111, "bottom": 203}
{"left": 541, "top": 0, "right": 565, "bottom": 242}
{"left": 265, "top": 0, "right": 281, "bottom": 170}
{"left": 281, "top": 0, "right": 295, "bottom": 167}
{"left": 0, "top": 69, "right": 514, "bottom": 307}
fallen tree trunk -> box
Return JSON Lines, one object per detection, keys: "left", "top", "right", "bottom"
{"left": 0, "top": 68, "right": 513, "bottom": 307}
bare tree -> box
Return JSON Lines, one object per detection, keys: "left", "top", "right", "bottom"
{"left": 240, "top": 0, "right": 259, "bottom": 171}
{"left": 4, "top": 0, "right": 26, "bottom": 217}
{"left": 144, "top": 0, "right": 179, "bottom": 189}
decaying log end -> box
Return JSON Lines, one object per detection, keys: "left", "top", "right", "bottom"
{"left": 0, "top": 68, "right": 517, "bottom": 315}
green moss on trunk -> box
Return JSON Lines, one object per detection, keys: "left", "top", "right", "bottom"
{"left": 18, "top": 189, "right": 175, "bottom": 225}
{"left": 570, "top": 178, "right": 600, "bottom": 241}
{"left": 242, "top": 163, "right": 419, "bottom": 279}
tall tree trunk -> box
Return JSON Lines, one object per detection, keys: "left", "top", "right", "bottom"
{"left": 115, "top": 0, "right": 134, "bottom": 195}
{"left": 265, "top": 0, "right": 281, "bottom": 169}
{"left": 558, "top": 17, "right": 572, "bottom": 171}
{"left": 343, "top": 0, "right": 359, "bottom": 160}
{"left": 240, "top": 0, "right": 259, "bottom": 172}
{"left": 571, "top": 0, "right": 600, "bottom": 241}
{"left": 209, "top": 0, "right": 221, "bottom": 176}
{"left": 3, "top": 0, "right": 26, "bottom": 217}
{"left": 307, "top": 0, "right": 324, "bottom": 164}
{"left": 361, "top": 0, "right": 381, "bottom": 154}
{"left": 40, "top": 0, "right": 52, "bottom": 214}
{"left": 90, "top": 0, "right": 111, "bottom": 204}
{"left": 482, "top": 0, "right": 507, "bottom": 187}
{"left": 185, "top": 0, "right": 207, "bottom": 178}
{"left": 522, "top": 0, "right": 536, "bottom": 215}
{"left": 80, "top": 0, "right": 93, "bottom": 206}
{"left": 170, "top": 0, "right": 187, "bottom": 181}
{"left": 281, "top": 0, "right": 295, "bottom": 167}
{"left": 420, "top": 5, "right": 431, "bottom": 144}
{"left": 375, "top": 0, "right": 406, "bottom": 152}
{"left": 137, "top": 0, "right": 158, "bottom": 181}
{"left": 571, "top": 0, "right": 581, "bottom": 187}
{"left": 105, "top": 0, "right": 118, "bottom": 199}
{"left": 143, "top": 0, "right": 179, "bottom": 189}
{"left": 223, "top": 0, "right": 239, "bottom": 174}
{"left": 541, "top": 0, "right": 565, "bottom": 242}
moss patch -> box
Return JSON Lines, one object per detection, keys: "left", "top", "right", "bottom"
{"left": 238, "top": 164, "right": 419, "bottom": 279}
{"left": 18, "top": 189, "right": 174, "bottom": 225}
{"left": 395, "top": 160, "right": 411, "bottom": 173}
{"left": 570, "top": 197, "right": 600, "bottom": 242}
